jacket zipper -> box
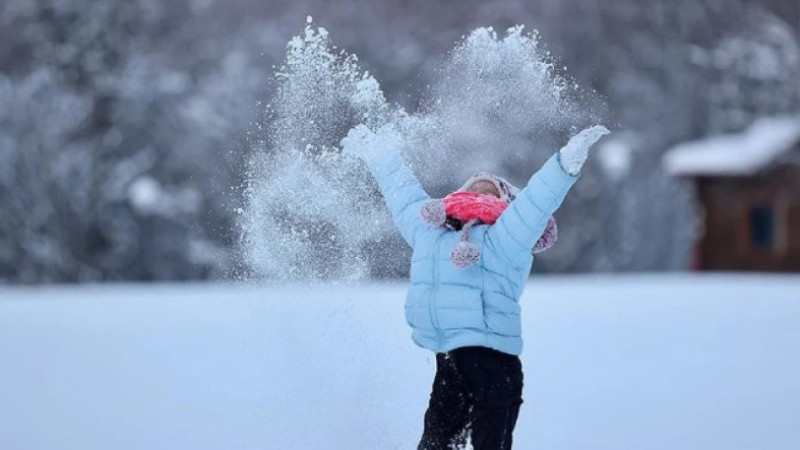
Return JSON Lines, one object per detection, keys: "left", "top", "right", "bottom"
{"left": 429, "top": 233, "right": 445, "bottom": 350}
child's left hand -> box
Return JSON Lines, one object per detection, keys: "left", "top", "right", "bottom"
{"left": 340, "top": 124, "right": 403, "bottom": 164}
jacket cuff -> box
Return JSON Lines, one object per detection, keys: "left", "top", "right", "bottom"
{"left": 538, "top": 153, "right": 580, "bottom": 191}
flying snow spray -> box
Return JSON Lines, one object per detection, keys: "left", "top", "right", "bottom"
{"left": 241, "top": 17, "right": 599, "bottom": 281}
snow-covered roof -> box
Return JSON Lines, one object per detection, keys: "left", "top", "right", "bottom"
{"left": 663, "top": 115, "right": 800, "bottom": 176}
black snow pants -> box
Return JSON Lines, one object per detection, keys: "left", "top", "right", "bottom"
{"left": 417, "top": 346, "right": 524, "bottom": 450}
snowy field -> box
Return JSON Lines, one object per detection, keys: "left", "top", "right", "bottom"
{"left": 1, "top": 275, "right": 799, "bottom": 450}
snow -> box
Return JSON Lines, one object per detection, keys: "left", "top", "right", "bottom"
{"left": 2, "top": 275, "right": 800, "bottom": 450}
{"left": 597, "top": 133, "right": 637, "bottom": 180}
{"left": 127, "top": 176, "right": 162, "bottom": 212}
{"left": 127, "top": 176, "right": 202, "bottom": 217}
{"left": 664, "top": 115, "right": 800, "bottom": 176}
{"left": 242, "top": 20, "right": 392, "bottom": 281}
{"left": 243, "top": 21, "right": 601, "bottom": 282}
{"left": 404, "top": 24, "right": 596, "bottom": 184}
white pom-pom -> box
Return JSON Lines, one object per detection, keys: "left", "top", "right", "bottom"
{"left": 532, "top": 216, "right": 558, "bottom": 254}
{"left": 451, "top": 241, "right": 480, "bottom": 268}
{"left": 420, "top": 199, "right": 446, "bottom": 226}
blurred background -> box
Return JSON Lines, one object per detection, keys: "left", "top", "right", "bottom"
{"left": 2, "top": 3, "right": 800, "bottom": 449}
{"left": 1, "top": 0, "right": 800, "bottom": 284}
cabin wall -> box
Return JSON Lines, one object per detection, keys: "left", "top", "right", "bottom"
{"left": 696, "top": 165, "right": 800, "bottom": 272}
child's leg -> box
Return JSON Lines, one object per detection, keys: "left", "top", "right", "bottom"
{"left": 417, "top": 353, "right": 472, "bottom": 450}
{"left": 454, "top": 347, "right": 524, "bottom": 450}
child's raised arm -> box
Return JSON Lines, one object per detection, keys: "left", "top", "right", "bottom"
{"left": 341, "top": 125, "right": 432, "bottom": 247}
{"left": 486, "top": 125, "right": 609, "bottom": 264}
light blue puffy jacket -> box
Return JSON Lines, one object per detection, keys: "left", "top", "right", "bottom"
{"left": 365, "top": 148, "right": 579, "bottom": 356}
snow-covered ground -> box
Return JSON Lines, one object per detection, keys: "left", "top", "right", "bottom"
{"left": 1, "top": 275, "right": 799, "bottom": 450}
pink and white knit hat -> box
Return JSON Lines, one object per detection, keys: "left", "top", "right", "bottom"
{"left": 456, "top": 172, "right": 519, "bottom": 202}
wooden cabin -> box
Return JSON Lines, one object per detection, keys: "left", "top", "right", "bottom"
{"left": 664, "top": 116, "right": 800, "bottom": 272}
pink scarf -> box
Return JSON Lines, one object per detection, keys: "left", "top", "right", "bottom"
{"left": 421, "top": 191, "right": 558, "bottom": 268}
{"left": 442, "top": 192, "right": 507, "bottom": 225}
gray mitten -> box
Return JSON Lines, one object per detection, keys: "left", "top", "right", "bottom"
{"left": 558, "top": 125, "right": 610, "bottom": 175}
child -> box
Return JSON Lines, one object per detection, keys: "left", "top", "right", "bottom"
{"left": 342, "top": 124, "right": 609, "bottom": 450}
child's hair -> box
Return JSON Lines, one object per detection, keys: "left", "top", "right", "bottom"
{"left": 445, "top": 216, "right": 465, "bottom": 231}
